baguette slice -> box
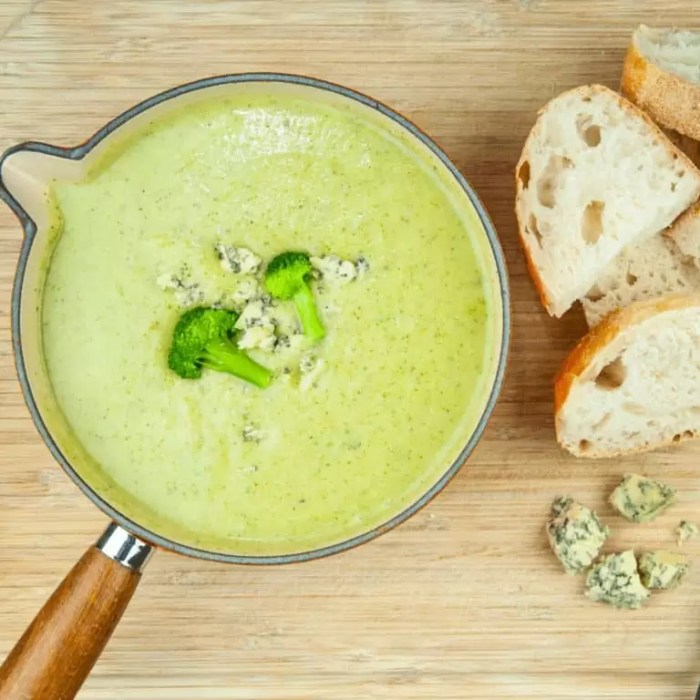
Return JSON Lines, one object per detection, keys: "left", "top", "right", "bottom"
{"left": 581, "top": 129, "right": 700, "bottom": 327}
{"left": 555, "top": 294, "right": 700, "bottom": 458}
{"left": 582, "top": 234, "right": 700, "bottom": 327}
{"left": 515, "top": 84, "right": 700, "bottom": 318}
{"left": 622, "top": 25, "right": 700, "bottom": 141}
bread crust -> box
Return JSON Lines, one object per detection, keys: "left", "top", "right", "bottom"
{"left": 512, "top": 177, "right": 552, "bottom": 312}
{"left": 515, "top": 84, "right": 700, "bottom": 318}
{"left": 622, "top": 33, "right": 700, "bottom": 142}
{"left": 554, "top": 293, "right": 700, "bottom": 457}
{"left": 664, "top": 128, "right": 700, "bottom": 170}
{"left": 514, "top": 121, "right": 553, "bottom": 313}
{"left": 667, "top": 200, "right": 700, "bottom": 239}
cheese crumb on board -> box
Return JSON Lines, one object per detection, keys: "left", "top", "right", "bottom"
{"left": 677, "top": 520, "right": 699, "bottom": 546}
{"left": 546, "top": 497, "right": 609, "bottom": 574}
{"left": 609, "top": 473, "right": 676, "bottom": 523}
{"left": 585, "top": 551, "right": 650, "bottom": 609}
{"left": 638, "top": 551, "right": 689, "bottom": 590}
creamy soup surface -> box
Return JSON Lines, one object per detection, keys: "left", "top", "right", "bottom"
{"left": 41, "top": 90, "right": 497, "bottom": 555}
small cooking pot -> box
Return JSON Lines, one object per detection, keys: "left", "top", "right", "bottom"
{"left": 0, "top": 74, "right": 510, "bottom": 699}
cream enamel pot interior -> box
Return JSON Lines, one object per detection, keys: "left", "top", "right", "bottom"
{"left": 0, "top": 73, "right": 510, "bottom": 699}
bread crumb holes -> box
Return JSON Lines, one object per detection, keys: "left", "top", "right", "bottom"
{"left": 581, "top": 200, "right": 605, "bottom": 244}
{"left": 576, "top": 115, "right": 601, "bottom": 147}
{"left": 595, "top": 356, "right": 625, "bottom": 390}
{"left": 537, "top": 155, "right": 573, "bottom": 208}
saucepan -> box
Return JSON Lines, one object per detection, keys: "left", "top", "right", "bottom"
{"left": 0, "top": 74, "right": 510, "bottom": 699}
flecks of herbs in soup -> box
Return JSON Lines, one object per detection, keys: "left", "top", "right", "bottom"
{"left": 41, "top": 92, "right": 493, "bottom": 554}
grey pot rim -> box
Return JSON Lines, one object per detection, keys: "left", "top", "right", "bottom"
{"left": 1, "top": 72, "right": 511, "bottom": 566}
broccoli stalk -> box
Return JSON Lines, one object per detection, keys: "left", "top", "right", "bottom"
{"left": 168, "top": 307, "right": 272, "bottom": 388}
{"left": 264, "top": 251, "right": 325, "bottom": 341}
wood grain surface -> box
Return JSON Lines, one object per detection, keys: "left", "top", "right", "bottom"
{"left": 0, "top": 547, "right": 141, "bottom": 699}
{"left": 0, "top": 2, "right": 699, "bottom": 699}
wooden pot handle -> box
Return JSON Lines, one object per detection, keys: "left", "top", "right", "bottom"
{"left": 0, "top": 523, "right": 153, "bottom": 700}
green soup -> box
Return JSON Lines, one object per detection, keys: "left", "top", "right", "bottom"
{"left": 40, "top": 89, "right": 499, "bottom": 556}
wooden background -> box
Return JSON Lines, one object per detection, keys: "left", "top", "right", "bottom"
{"left": 1, "top": 1, "right": 699, "bottom": 698}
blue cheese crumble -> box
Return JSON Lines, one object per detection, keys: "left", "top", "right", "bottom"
{"left": 235, "top": 297, "right": 276, "bottom": 351}
{"left": 233, "top": 293, "right": 311, "bottom": 356}
{"left": 355, "top": 256, "right": 370, "bottom": 276}
{"left": 215, "top": 243, "right": 262, "bottom": 275}
{"left": 585, "top": 551, "right": 650, "bottom": 609}
{"left": 230, "top": 277, "right": 261, "bottom": 308}
{"left": 242, "top": 424, "right": 265, "bottom": 443}
{"left": 546, "top": 496, "right": 609, "bottom": 574}
{"left": 638, "top": 550, "right": 689, "bottom": 590}
{"left": 274, "top": 332, "right": 306, "bottom": 355}
{"left": 161, "top": 246, "right": 366, "bottom": 375}
{"left": 156, "top": 265, "right": 204, "bottom": 307}
{"left": 311, "top": 255, "right": 369, "bottom": 284}
{"left": 299, "top": 353, "right": 325, "bottom": 391}
{"left": 609, "top": 473, "right": 676, "bottom": 523}
{"left": 677, "top": 520, "right": 698, "bottom": 546}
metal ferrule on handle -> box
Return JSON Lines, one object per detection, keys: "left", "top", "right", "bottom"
{"left": 96, "top": 522, "right": 153, "bottom": 572}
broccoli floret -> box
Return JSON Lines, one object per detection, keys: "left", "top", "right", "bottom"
{"left": 264, "top": 252, "right": 325, "bottom": 341}
{"left": 167, "top": 307, "right": 272, "bottom": 388}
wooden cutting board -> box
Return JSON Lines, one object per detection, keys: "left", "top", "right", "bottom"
{"left": 1, "top": 1, "right": 699, "bottom": 698}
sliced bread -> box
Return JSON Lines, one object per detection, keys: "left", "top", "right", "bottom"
{"left": 582, "top": 234, "right": 700, "bottom": 327}
{"left": 515, "top": 84, "right": 700, "bottom": 318}
{"left": 622, "top": 25, "right": 700, "bottom": 141}
{"left": 555, "top": 294, "right": 700, "bottom": 458}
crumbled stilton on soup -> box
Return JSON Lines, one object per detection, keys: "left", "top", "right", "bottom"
{"left": 274, "top": 332, "right": 306, "bottom": 355}
{"left": 215, "top": 243, "right": 262, "bottom": 275}
{"left": 242, "top": 424, "right": 265, "bottom": 443}
{"left": 311, "top": 255, "right": 369, "bottom": 284}
{"left": 546, "top": 497, "right": 609, "bottom": 574}
{"left": 609, "top": 473, "right": 676, "bottom": 523}
{"left": 163, "top": 246, "right": 368, "bottom": 357}
{"left": 235, "top": 297, "right": 277, "bottom": 351}
{"left": 156, "top": 265, "right": 204, "bottom": 307}
{"left": 299, "top": 353, "right": 325, "bottom": 391}
{"left": 585, "top": 551, "right": 650, "bottom": 609}
{"left": 677, "top": 520, "right": 699, "bottom": 546}
{"left": 355, "top": 256, "right": 370, "bottom": 276}
{"left": 231, "top": 277, "right": 261, "bottom": 308}
{"left": 638, "top": 551, "right": 689, "bottom": 590}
